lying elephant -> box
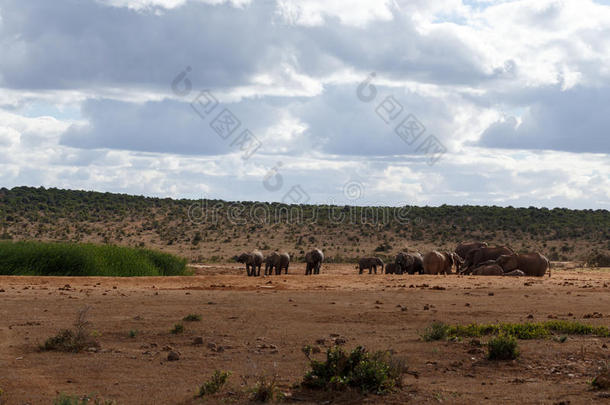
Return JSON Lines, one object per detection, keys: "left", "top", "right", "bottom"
{"left": 264, "top": 252, "right": 290, "bottom": 275}
{"left": 497, "top": 252, "right": 550, "bottom": 277}
{"left": 472, "top": 263, "right": 504, "bottom": 276}
{"left": 305, "top": 249, "right": 324, "bottom": 275}
{"left": 385, "top": 262, "right": 399, "bottom": 274}
{"left": 461, "top": 246, "right": 514, "bottom": 274}
{"left": 235, "top": 251, "right": 264, "bottom": 277}
{"left": 358, "top": 257, "right": 384, "bottom": 274}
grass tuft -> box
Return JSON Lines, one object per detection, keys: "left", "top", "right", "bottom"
{"left": 170, "top": 323, "right": 184, "bottom": 334}
{"left": 421, "top": 322, "right": 449, "bottom": 341}
{"left": 196, "top": 370, "right": 231, "bottom": 397}
{"left": 40, "top": 307, "right": 99, "bottom": 353}
{"left": 53, "top": 393, "right": 115, "bottom": 405}
{"left": 250, "top": 375, "right": 284, "bottom": 402}
{"left": 183, "top": 314, "right": 202, "bottom": 322}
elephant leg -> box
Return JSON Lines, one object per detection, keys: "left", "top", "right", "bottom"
{"left": 359, "top": 267, "right": 363, "bottom": 274}
{"left": 247, "top": 265, "right": 253, "bottom": 277}
{"left": 284, "top": 264, "right": 289, "bottom": 275}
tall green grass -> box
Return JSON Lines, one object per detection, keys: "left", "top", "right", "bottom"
{"left": 0, "top": 241, "right": 188, "bottom": 276}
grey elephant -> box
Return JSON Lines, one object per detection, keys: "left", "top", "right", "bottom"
{"left": 235, "top": 251, "right": 264, "bottom": 277}
{"left": 461, "top": 246, "right": 514, "bottom": 274}
{"left": 497, "top": 252, "right": 550, "bottom": 277}
{"left": 305, "top": 249, "right": 324, "bottom": 275}
{"left": 395, "top": 252, "right": 413, "bottom": 275}
{"left": 405, "top": 252, "right": 424, "bottom": 274}
{"left": 423, "top": 251, "right": 457, "bottom": 275}
{"left": 357, "top": 257, "right": 384, "bottom": 274}
{"left": 264, "top": 252, "right": 290, "bottom": 275}
{"left": 385, "top": 262, "right": 399, "bottom": 274}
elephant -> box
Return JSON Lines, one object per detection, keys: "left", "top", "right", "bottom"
{"left": 461, "top": 246, "right": 514, "bottom": 274}
{"left": 455, "top": 241, "right": 488, "bottom": 260}
{"left": 455, "top": 241, "right": 488, "bottom": 272}
{"left": 395, "top": 252, "right": 414, "bottom": 275}
{"left": 235, "top": 251, "right": 264, "bottom": 277}
{"left": 305, "top": 249, "right": 324, "bottom": 275}
{"left": 385, "top": 262, "right": 399, "bottom": 274}
{"left": 472, "top": 263, "right": 504, "bottom": 276}
{"left": 397, "top": 252, "right": 424, "bottom": 274}
{"left": 264, "top": 252, "right": 290, "bottom": 275}
{"left": 357, "top": 257, "right": 384, "bottom": 274}
{"left": 422, "top": 251, "right": 457, "bottom": 275}
{"left": 496, "top": 253, "right": 550, "bottom": 277}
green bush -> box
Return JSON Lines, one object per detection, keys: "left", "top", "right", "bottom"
{"left": 0, "top": 241, "right": 187, "bottom": 277}
{"left": 487, "top": 335, "right": 519, "bottom": 360}
{"left": 441, "top": 321, "right": 609, "bottom": 340}
{"left": 196, "top": 370, "right": 231, "bottom": 397}
{"left": 302, "top": 346, "right": 406, "bottom": 394}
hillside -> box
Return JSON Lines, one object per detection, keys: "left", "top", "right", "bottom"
{"left": 0, "top": 186, "right": 608, "bottom": 264}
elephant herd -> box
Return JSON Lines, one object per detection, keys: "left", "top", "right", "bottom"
{"left": 370, "top": 241, "right": 550, "bottom": 277}
{"left": 234, "top": 249, "right": 324, "bottom": 277}
{"left": 235, "top": 242, "right": 550, "bottom": 278}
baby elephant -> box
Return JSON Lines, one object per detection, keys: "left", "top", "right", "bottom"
{"left": 385, "top": 262, "right": 399, "bottom": 274}
{"left": 358, "top": 257, "right": 384, "bottom": 274}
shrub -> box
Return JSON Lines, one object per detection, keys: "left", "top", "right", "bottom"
{"left": 0, "top": 241, "right": 187, "bottom": 277}
{"left": 41, "top": 307, "right": 99, "bottom": 353}
{"left": 421, "top": 322, "right": 449, "bottom": 341}
{"left": 170, "top": 323, "right": 184, "bottom": 334}
{"left": 128, "top": 330, "right": 138, "bottom": 338}
{"left": 487, "top": 335, "right": 519, "bottom": 360}
{"left": 196, "top": 370, "right": 231, "bottom": 397}
{"left": 250, "top": 375, "right": 284, "bottom": 402}
{"left": 183, "top": 314, "right": 202, "bottom": 322}
{"left": 302, "top": 346, "right": 406, "bottom": 394}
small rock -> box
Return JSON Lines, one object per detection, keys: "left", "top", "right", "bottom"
{"left": 315, "top": 338, "right": 326, "bottom": 345}
{"left": 193, "top": 337, "right": 204, "bottom": 345}
{"left": 207, "top": 342, "right": 218, "bottom": 351}
{"left": 527, "top": 314, "right": 534, "bottom": 319}
{"left": 162, "top": 345, "right": 173, "bottom": 351}
{"left": 167, "top": 351, "right": 180, "bottom": 361}
{"left": 488, "top": 292, "right": 494, "bottom": 296}
{"left": 334, "top": 337, "right": 347, "bottom": 345}
{"left": 312, "top": 346, "right": 321, "bottom": 354}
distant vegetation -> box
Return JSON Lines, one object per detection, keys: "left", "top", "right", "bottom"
{"left": 0, "top": 241, "right": 187, "bottom": 276}
{"left": 0, "top": 186, "right": 608, "bottom": 263}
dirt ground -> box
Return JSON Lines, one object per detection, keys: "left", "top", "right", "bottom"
{"left": 1, "top": 264, "right": 609, "bottom": 405}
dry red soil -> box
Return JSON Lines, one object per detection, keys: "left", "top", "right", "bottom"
{"left": 1, "top": 265, "right": 609, "bottom": 404}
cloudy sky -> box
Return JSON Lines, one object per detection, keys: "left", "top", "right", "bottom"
{"left": 1, "top": 0, "right": 609, "bottom": 209}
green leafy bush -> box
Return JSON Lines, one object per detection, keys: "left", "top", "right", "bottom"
{"left": 250, "top": 375, "right": 284, "bottom": 402}
{"left": 487, "top": 335, "right": 519, "bottom": 360}
{"left": 302, "top": 346, "right": 406, "bottom": 394}
{"left": 170, "top": 323, "right": 184, "bottom": 334}
{"left": 183, "top": 314, "right": 202, "bottom": 322}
